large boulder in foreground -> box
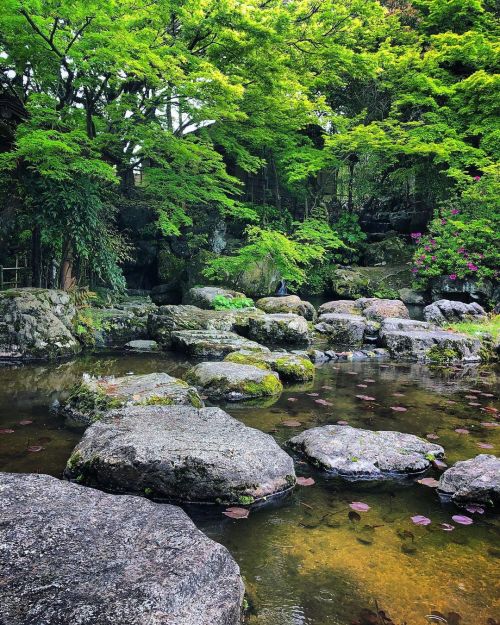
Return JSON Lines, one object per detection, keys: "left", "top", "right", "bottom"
{"left": 0, "top": 472, "right": 244, "bottom": 625}
{"left": 0, "top": 288, "right": 81, "bottom": 360}
{"left": 60, "top": 372, "right": 203, "bottom": 425}
{"left": 380, "top": 327, "right": 481, "bottom": 362}
{"left": 225, "top": 350, "right": 315, "bottom": 382}
{"left": 65, "top": 405, "right": 296, "bottom": 503}
{"left": 438, "top": 454, "right": 500, "bottom": 507}
{"left": 255, "top": 295, "right": 316, "bottom": 321}
{"left": 289, "top": 425, "right": 444, "bottom": 479}
{"left": 185, "top": 286, "right": 248, "bottom": 309}
{"left": 424, "top": 299, "right": 487, "bottom": 326}
{"left": 171, "top": 329, "right": 268, "bottom": 359}
{"left": 186, "top": 361, "right": 283, "bottom": 401}
{"left": 247, "top": 313, "right": 310, "bottom": 346}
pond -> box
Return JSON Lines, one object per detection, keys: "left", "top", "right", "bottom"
{"left": 0, "top": 353, "right": 498, "bottom": 625}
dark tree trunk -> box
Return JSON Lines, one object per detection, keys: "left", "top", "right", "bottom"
{"left": 31, "top": 224, "right": 42, "bottom": 287}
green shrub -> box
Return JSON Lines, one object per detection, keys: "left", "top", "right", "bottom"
{"left": 212, "top": 295, "right": 254, "bottom": 310}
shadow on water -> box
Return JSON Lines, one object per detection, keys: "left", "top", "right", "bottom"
{"left": 0, "top": 353, "right": 499, "bottom": 624}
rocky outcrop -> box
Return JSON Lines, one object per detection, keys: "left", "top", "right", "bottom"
{"left": 424, "top": 299, "right": 487, "bottom": 326}
{"left": 185, "top": 286, "right": 247, "bottom": 309}
{"left": 65, "top": 405, "right": 296, "bottom": 503}
{"left": 0, "top": 472, "right": 244, "bottom": 625}
{"left": 398, "top": 288, "right": 426, "bottom": 305}
{"left": 247, "top": 313, "right": 310, "bottom": 346}
{"left": 151, "top": 282, "right": 182, "bottom": 305}
{"left": 0, "top": 288, "right": 81, "bottom": 360}
{"left": 289, "top": 425, "right": 444, "bottom": 479}
{"left": 171, "top": 329, "right": 269, "bottom": 359}
{"left": 438, "top": 454, "right": 500, "bottom": 507}
{"left": 224, "top": 350, "right": 315, "bottom": 382}
{"left": 255, "top": 295, "right": 316, "bottom": 321}
{"left": 124, "top": 339, "right": 159, "bottom": 351}
{"left": 358, "top": 297, "right": 410, "bottom": 322}
{"left": 89, "top": 300, "right": 156, "bottom": 347}
{"left": 328, "top": 265, "right": 413, "bottom": 300}
{"left": 60, "top": 372, "right": 203, "bottom": 425}
{"left": 314, "top": 313, "right": 370, "bottom": 349}
{"left": 186, "top": 361, "right": 283, "bottom": 400}
{"left": 228, "top": 259, "right": 282, "bottom": 298}
{"left": 318, "top": 299, "right": 363, "bottom": 316}
{"left": 430, "top": 275, "right": 497, "bottom": 307}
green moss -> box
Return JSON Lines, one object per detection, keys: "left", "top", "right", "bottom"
{"left": 224, "top": 352, "right": 272, "bottom": 370}
{"left": 67, "top": 382, "right": 123, "bottom": 420}
{"left": 238, "top": 495, "right": 255, "bottom": 505}
{"left": 67, "top": 450, "right": 82, "bottom": 470}
{"left": 275, "top": 356, "right": 314, "bottom": 382}
{"left": 141, "top": 395, "right": 175, "bottom": 406}
{"left": 188, "top": 389, "right": 204, "bottom": 408}
{"left": 242, "top": 374, "right": 283, "bottom": 397}
{"left": 426, "top": 344, "right": 461, "bottom": 364}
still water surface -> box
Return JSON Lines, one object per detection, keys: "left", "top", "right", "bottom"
{"left": 0, "top": 353, "right": 498, "bottom": 624}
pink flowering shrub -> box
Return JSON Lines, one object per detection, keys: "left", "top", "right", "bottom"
{"left": 412, "top": 175, "right": 499, "bottom": 287}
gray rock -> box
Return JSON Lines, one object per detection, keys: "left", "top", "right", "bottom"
{"left": 65, "top": 405, "right": 296, "bottom": 503}
{"left": 431, "top": 275, "right": 495, "bottom": 306}
{"left": 224, "top": 350, "right": 315, "bottom": 381}
{"left": 186, "top": 361, "right": 283, "bottom": 400}
{"left": 0, "top": 472, "right": 244, "bottom": 625}
{"left": 247, "top": 313, "right": 311, "bottom": 345}
{"left": 171, "top": 329, "right": 269, "bottom": 359}
{"left": 438, "top": 454, "right": 500, "bottom": 507}
{"left": 380, "top": 318, "right": 434, "bottom": 335}
{"left": 398, "top": 288, "right": 426, "bottom": 305}
{"left": 151, "top": 282, "right": 182, "bottom": 305}
{"left": 289, "top": 425, "right": 444, "bottom": 479}
{"left": 314, "top": 313, "right": 368, "bottom": 349}
{"left": 424, "top": 299, "right": 487, "bottom": 326}
{"left": 185, "top": 286, "right": 247, "bottom": 309}
{"left": 318, "top": 300, "right": 363, "bottom": 316}
{"left": 89, "top": 301, "right": 156, "bottom": 347}
{"left": 60, "top": 372, "right": 203, "bottom": 425}
{"left": 124, "top": 339, "right": 159, "bottom": 351}
{"left": 0, "top": 288, "right": 81, "bottom": 360}
{"left": 228, "top": 259, "right": 282, "bottom": 298}
{"left": 358, "top": 298, "right": 410, "bottom": 322}
{"left": 381, "top": 329, "right": 482, "bottom": 362}
{"left": 255, "top": 295, "right": 316, "bottom": 321}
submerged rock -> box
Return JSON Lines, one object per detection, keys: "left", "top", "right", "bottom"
{"left": 438, "top": 454, "right": 500, "bottom": 507}
{"left": 0, "top": 288, "right": 81, "bottom": 360}
{"left": 381, "top": 328, "right": 481, "bottom": 363}
{"left": 171, "top": 329, "right": 268, "bottom": 359}
{"left": 186, "top": 361, "right": 283, "bottom": 400}
{"left": 124, "top": 339, "right": 159, "bottom": 351}
{"left": 247, "top": 313, "right": 311, "bottom": 345}
{"left": 65, "top": 405, "right": 296, "bottom": 503}
{"left": 255, "top": 295, "right": 316, "bottom": 321}
{"left": 60, "top": 372, "right": 203, "bottom": 425}
{"left": 424, "top": 299, "right": 487, "bottom": 326}
{"left": 0, "top": 472, "right": 244, "bottom": 625}
{"left": 289, "top": 425, "right": 444, "bottom": 479}
{"left": 185, "top": 286, "right": 248, "bottom": 309}
{"left": 224, "top": 350, "right": 315, "bottom": 382}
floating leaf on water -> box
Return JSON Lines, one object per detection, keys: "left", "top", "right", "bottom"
{"left": 0, "top": 428, "right": 15, "bottom": 434}
{"left": 314, "top": 399, "right": 332, "bottom": 406}
{"left": 481, "top": 393, "right": 494, "bottom": 398}
{"left": 287, "top": 397, "right": 298, "bottom": 402}
{"left": 356, "top": 395, "right": 375, "bottom": 401}
{"left": 417, "top": 477, "right": 439, "bottom": 487}
{"left": 357, "top": 384, "right": 368, "bottom": 388}
{"left": 411, "top": 515, "right": 431, "bottom": 526}
{"left": 282, "top": 419, "right": 302, "bottom": 427}
{"left": 19, "top": 420, "right": 33, "bottom": 426}
{"left": 426, "top": 433, "right": 440, "bottom": 440}
{"left": 452, "top": 514, "right": 473, "bottom": 525}
{"left": 350, "top": 501, "right": 370, "bottom": 512}
{"left": 432, "top": 459, "right": 448, "bottom": 470}
{"left": 307, "top": 393, "right": 319, "bottom": 397}
{"left": 454, "top": 428, "right": 470, "bottom": 434}
{"left": 439, "top": 523, "right": 455, "bottom": 531}
{"left": 321, "top": 385, "right": 333, "bottom": 390}
{"left": 296, "top": 477, "right": 315, "bottom": 486}
{"left": 468, "top": 402, "right": 481, "bottom": 407}
{"left": 348, "top": 510, "right": 361, "bottom": 523}
{"left": 477, "top": 442, "right": 494, "bottom": 449}
{"left": 390, "top": 406, "right": 407, "bottom": 412}
{"left": 484, "top": 406, "right": 498, "bottom": 413}
{"left": 363, "top": 379, "right": 375, "bottom": 383}
{"left": 27, "top": 445, "right": 44, "bottom": 453}
{"left": 337, "top": 420, "right": 349, "bottom": 425}
{"left": 481, "top": 422, "right": 499, "bottom": 428}
{"left": 465, "top": 504, "right": 484, "bottom": 514}
{"left": 223, "top": 507, "right": 249, "bottom": 519}
{"left": 392, "top": 392, "right": 405, "bottom": 397}
{"left": 464, "top": 395, "right": 477, "bottom": 399}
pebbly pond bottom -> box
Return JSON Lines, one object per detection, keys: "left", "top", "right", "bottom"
{"left": 0, "top": 353, "right": 499, "bottom": 625}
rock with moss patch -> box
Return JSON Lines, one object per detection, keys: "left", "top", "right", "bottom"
{"left": 438, "top": 454, "right": 500, "bottom": 507}
{"left": 225, "top": 350, "right": 315, "bottom": 382}
{"left": 255, "top": 295, "right": 316, "bottom": 321}
{"left": 247, "top": 313, "right": 310, "bottom": 346}
{"left": 357, "top": 297, "right": 410, "bottom": 322}
{"left": 318, "top": 300, "right": 363, "bottom": 316}
{"left": 60, "top": 372, "right": 203, "bottom": 425}
{"left": 380, "top": 328, "right": 481, "bottom": 362}
{"left": 185, "top": 361, "right": 283, "bottom": 400}
{"left": 185, "top": 286, "right": 247, "bottom": 309}
{"left": 171, "top": 330, "right": 268, "bottom": 359}
{"left": 0, "top": 288, "right": 81, "bottom": 360}
{"left": 424, "top": 299, "right": 487, "bottom": 326}
{"left": 0, "top": 472, "right": 244, "bottom": 625}
{"left": 314, "top": 313, "right": 369, "bottom": 349}
{"left": 289, "top": 425, "right": 444, "bottom": 479}
{"left": 64, "top": 405, "right": 296, "bottom": 503}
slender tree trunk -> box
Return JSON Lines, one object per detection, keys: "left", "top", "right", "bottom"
{"left": 60, "top": 239, "right": 75, "bottom": 290}
{"left": 31, "top": 224, "right": 42, "bottom": 287}
{"left": 347, "top": 158, "right": 356, "bottom": 213}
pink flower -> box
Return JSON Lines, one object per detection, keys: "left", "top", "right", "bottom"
{"left": 458, "top": 248, "right": 465, "bottom": 254}
{"left": 431, "top": 255, "right": 436, "bottom": 261}
{"left": 467, "top": 263, "right": 478, "bottom": 271}
{"left": 441, "top": 219, "right": 447, "bottom": 225}
{"left": 410, "top": 232, "right": 422, "bottom": 240}
{"left": 424, "top": 245, "right": 431, "bottom": 252}
{"left": 479, "top": 253, "right": 484, "bottom": 259}
{"left": 451, "top": 209, "right": 460, "bottom": 215}
{"left": 430, "top": 239, "right": 436, "bottom": 245}
{"left": 473, "top": 176, "right": 481, "bottom": 181}
{"left": 411, "top": 268, "right": 418, "bottom": 273}
{"left": 449, "top": 274, "right": 457, "bottom": 280}
{"left": 420, "top": 254, "right": 426, "bottom": 260}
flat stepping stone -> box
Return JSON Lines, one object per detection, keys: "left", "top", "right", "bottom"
{"left": 380, "top": 328, "right": 481, "bottom": 362}
{"left": 255, "top": 295, "right": 316, "bottom": 321}
{"left": 288, "top": 425, "right": 444, "bottom": 479}
{"left": 224, "top": 350, "right": 315, "bottom": 382}
{"left": 60, "top": 372, "right": 203, "bottom": 425}
{"left": 0, "top": 472, "right": 244, "bottom": 625}
{"left": 186, "top": 361, "right": 283, "bottom": 400}
{"left": 247, "top": 313, "right": 310, "bottom": 345}
{"left": 65, "top": 405, "right": 296, "bottom": 503}
{"left": 438, "top": 454, "right": 500, "bottom": 507}
{"left": 171, "top": 329, "right": 268, "bottom": 359}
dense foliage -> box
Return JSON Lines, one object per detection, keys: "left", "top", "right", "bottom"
{"left": 0, "top": 0, "right": 498, "bottom": 294}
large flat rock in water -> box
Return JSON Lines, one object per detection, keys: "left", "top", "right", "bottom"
{"left": 438, "top": 454, "right": 500, "bottom": 507}
{"left": 255, "top": 295, "right": 316, "bottom": 321}
{"left": 171, "top": 329, "right": 269, "bottom": 359}
{"left": 60, "top": 372, "right": 203, "bottom": 425}
{"left": 247, "top": 313, "right": 311, "bottom": 345}
{"left": 380, "top": 328, "right": 481, "bottom": 362}
{"left": 0, "top": 472, "right": 244, "bottom": 625}
{"left": 224, "top": 350, "right": 315, "bottom": 382}
{"left": 289, "top": 425, "right": 444, "bottom": 479}
{"left": 65, "top": 405, "right": 296, "bottom": 503}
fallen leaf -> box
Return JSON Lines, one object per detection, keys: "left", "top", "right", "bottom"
{"left": 297, "top": 477, "right": 315, "bottom": 486}
{"left": 337, "top": 420, "right": 349, "bottom": 425}
{"left": 356, "top": 395, "right": 376, "bottom": 401}
{"left": 465, "top": 504, "right": 484, "bottom": 514}
{"left": 287, "top": 397, "right": 298, "bottom": 402}
{"left": 322, "top": 385, "right": 333, "bottom": 390}
{"left": 464, "top": 395, "right": 478, "bottom": 399}
{"left": 426, "top": 433, "right": 440, "bottom": 440}
{"left": 452, "top": 514, "right": 473, "bottom": 525}
{"left": 468, "top": 402, "right": 481, "bottom": 407}
{"left": 411, "top": 515, "right": 431, "bottom": 526}
{"left": 439, "top": 523, "right": 455, "bottom": 532}
{"left": 392, "top": 392, "right": 405, "bottom": 397}
{"left": 307, "top": 393, "right": 319, "bottom": 397}
{"left": 27, "top": 445, "right": 44, "bottom": 453}
{"left": 19, "top": 420, "right": 33, "bottom": 426}
{"left": 314, "top": 399, "right": 333, "bottom": 406}
{"left": 223, "top": 507, "right": 249, "bottom": 519}
{"left": 350, "top": 501, "right": 370, "bottom": 512}
{"left": 417, "top": 477, "right": 439, "bottom": 487}
{"left": 363, "top": 379, "right": 375, "bottom": 383}
{"left": 0, "top": 428, "right": 15, "bottom": 434}
{"left": 282, "top": 419, "right": 302, "bottom": 427}
{"left": 481, "top": 422, "right": 499, "bottom": 428}
{"left": 484, "top": 406, "right": 498, "bottom": 414}
{"left": 481, "top": 393, "right": 494, "bottom": 398}
{"left": 356, "top": 384, "right": 368, "bottom": 388}
{"left": 477, "top": 442, "right": 494, "bottom": 449}
{"left": 454, "top": 428, "right": 470, "bottom": 434}
{"left": 390, "top": 406, "right": 407, "bottom": 412}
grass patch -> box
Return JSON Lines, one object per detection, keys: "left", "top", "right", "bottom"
{"left": 446, "top": 315, "right": 500, "bottom": 341}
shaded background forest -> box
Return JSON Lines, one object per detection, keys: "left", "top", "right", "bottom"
{"left": 0, "top": 0, "right": 498, "bottom": 303}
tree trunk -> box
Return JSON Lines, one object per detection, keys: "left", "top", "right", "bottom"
{"left": 31, "top": 224, "right": 42, "bottom": 287}
{"left": 60, "top": 240, "right": 75, "bottom": 290}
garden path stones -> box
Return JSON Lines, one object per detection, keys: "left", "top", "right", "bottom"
{"left": 65, "top": 405, "right": 296, "bottom": 503}
{"left": 171, "top": 329, "right": 269, "bottom": 359}
{"left": 438, "top": 454, "right": 500, "bottom": 507}
{"left": 247, "top": 313, "right": 311, "bottom": 345}
{"left": 60, "top": 372, "right": 203, "bottom": 425}
{"left": 186, "top": 361, "right": 283, "bottom": 400}
{"left": 288, "top": 425, "right": 444, "bottom": 479}
{"left": 0, "top": 472, "right": 244, "bottom": 625}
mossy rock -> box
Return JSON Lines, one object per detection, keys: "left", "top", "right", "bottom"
{"left": 224, "top": 350, "right": 314, "bottom": 382}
